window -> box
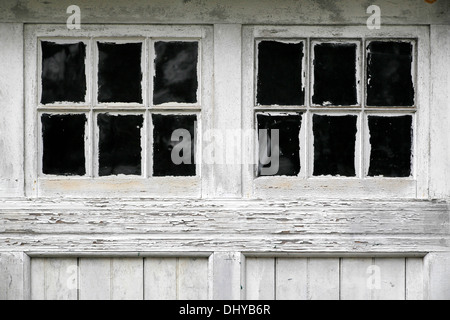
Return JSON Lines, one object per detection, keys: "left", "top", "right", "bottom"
{"left": 25, "top": 25, "right": 213, "bottom": 197}
{"left": 243, "top": 26, "right": 429, "bottom": 198}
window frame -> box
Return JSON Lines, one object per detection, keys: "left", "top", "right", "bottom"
{"left": 25, "top": 24, "right": 213, "bottom": 198}
{"left": 242, "top": 25, "right": 430, "bottom": 199}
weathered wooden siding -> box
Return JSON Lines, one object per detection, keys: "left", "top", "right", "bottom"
{"left": 0, "top": 198, "right": 448, "bottom": 253}
{"left": 0, "top": 0, "right": 448, "bottom": 25}
{"left": 0, "top": 0, "right": 449, "bottom": 300}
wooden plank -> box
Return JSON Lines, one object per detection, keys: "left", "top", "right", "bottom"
{"left": 31, "top": 258, "right": 78, "bottom": 300}
{"left": 0, "top": 23, "right": 24, "bottom": 197}
{"left": 245, "top": 257, "right": 275, "bottom": 300}
{"left": 212, "top": 252, "right": 242, "bottom": 300}
{"left": 178, "top": 258, "right": 209, "bottom": 300}
{"left": 144, "top": 258, "right": 177, "bottom": 300}
{"left": 406, "top": 258, "right": 424, "bottom": 300}
{"left": 308, "top": 258, "right": 340, "bottom": 300}
{"left": 430, "top": 25, "right": 450, "bottom": 198}
{"left": 110, "top": 258, "right": 143, "bottom": 300}
{"left": 340, "top": 258, "right": 373, "bottom": 300}
{"left": 275, "top": 258, "right": 307, "bottom": 300}
{"left": 211, "top": 24, "right": 242, "bottom": 198}
{"left": 79, "top": 258, "right": 111, "bottom": 300}
{"left": 30, "top": 258, "right": 45, "bottom": 300}
{"left": 0, "top": 253, "right": 29, "bottom": 300}
{"left": 424, "top": 253, "right": 450, "bottom": 300}
{"left": 1, "top": 1, "right": 449, "bottom": 24}
{"left": 372, "top": 258, "right": 405, "bottom": 300}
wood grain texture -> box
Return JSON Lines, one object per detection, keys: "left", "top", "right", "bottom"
{"left": 0, "top": 0, "right": 448, "bottom": 24}
{"left": 0, "top": 23, "right": 24, "bottom": 197}
{"left": 0, "top": 198, "right": 448, "bottom": 253}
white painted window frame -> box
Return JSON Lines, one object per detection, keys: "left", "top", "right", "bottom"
{"left": 242, "top": 25, "right": 430, "bottom": 199}
{"left": 25, "top": 24, "right": 213, "bottom": 198}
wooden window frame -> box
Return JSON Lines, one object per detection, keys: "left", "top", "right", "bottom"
{"left": 25, "top": 24, "right": 213, "bottom": 198}
{"left": 242, "top": 25, "right": 430, "bottom": 199}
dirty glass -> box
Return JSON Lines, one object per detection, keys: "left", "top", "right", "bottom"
{"left": 97, "top": 113, "right": 143, "bottom": 176}
{"left": 41, "top": 41, "right": 87, "bottom": 104}
{"left": 97, "top": 42, "right": 143, "bottom": 103}
{"left": 41, "top": 113, "right": 86, "bottom": 176}
{"left": 153, "top": 41, "right": 198, "bottom": 105}
{"left": 313, "top": 114, "right": 357, "bottom": 177}
{"left": 368, "top": 115, "right": 412, "bottom": 177}
{"left": 312, "top": 43, "right": 358, "bottom": 106}
{"left": 152, "top": 114, "right": 197, "bottom": 176}
{"left": 366, "top": 41, "right": 414, "bottom": 107}
{"left": 257, "top": 113, "right": 302, "bottom": 176}
{"left": 257, "top": 41, "right": 304, "bottom": 106}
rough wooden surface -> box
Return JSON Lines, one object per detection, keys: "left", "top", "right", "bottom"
{"left": 0, "top": 0, "right": 448, "bottom": 24}
{"left": 0, "top": 198, "right": 448, "bottom": 253}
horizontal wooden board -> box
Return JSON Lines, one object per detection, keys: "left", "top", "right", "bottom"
{"left": 0, "top": 198, "right": 448, "bottom": 253}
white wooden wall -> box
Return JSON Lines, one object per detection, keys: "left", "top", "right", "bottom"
{"left": 30, "top": 257, "right": 209, "bottom": 300}
{"left": 0, "top": 0, "right": 449, "bottom": 300}
{"left": 27, "top": 256, "right": 424, "bottom": 300}
{"left": 245, "top": 257, "right": 423, "bottom": 300}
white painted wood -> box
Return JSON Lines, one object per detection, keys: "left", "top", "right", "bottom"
{"left": 110, "top": 258, "right": 143, "bottom": 300}
{"left": 275, "top": 258, "right": 307, "bottom": 300}
{"left": 30, "top": 258, "right": 45, "bottom": 300}
{"left": 209, "top": 24, "right": 242, "bottom": 198}
{"left": 79, "top": 258, "right": 111, "bottom": 300}
{"left": 372, "top": 258, "right": 405, "bottom": 300}
{"left": 0, "top": 23, "right": 24, "bottom": 197}
{"left": 1, "top": 198, "right": 446, "bottom": 253}
{"left": 406, "top": 258, "right": 424, "bottom": 300}
{"left": 178, "top": 258, "right": 209, "bottom": 300}
{"left": 340, "top": 258, "right": 373, "bottom": 300}
{"left": 430, "top": 25, "right": 450, "bottom": 199}
{"left": 245, "top": 257, "right": 275, "bottom": 300}
{"left": 308, "top": 258, "right": 340, "bottom": 300}
{"left": 24, "top": 24, "right": 213, "bottom": 198}
{"left": 0, "top": 253, "right": 30, "bottom": 300}
{"left": 212, "top": 252, "right": 242, "bottom": 300}
{"left": 424, "top": 253, "right": 450, "bottom": 300}
{"left": 144, "top": 257, "right": 177, "bottom": 300}
{"left": 243, "top": 25, "right": 429, "bottom": 199}
{"left": 0, "top": 0, "right": 448, "bottom": 25}
{"left": 31, "top": 258, "right": 78, "bottom": 300}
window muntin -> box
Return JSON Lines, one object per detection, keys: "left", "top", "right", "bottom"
{"left": 38, "top": 38, "right": 200, "bottom": 179}
{"left": 244, "top": 26, "right": 429, "bottom": 198}
{"left": 26, "top": 25, "right": 212, "bottom": 197}
{"left": 255, "top": 38, "right": 415, "bottom": 179}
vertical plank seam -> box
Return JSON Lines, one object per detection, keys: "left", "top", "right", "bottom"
{"left": 404, "top": 258, "right": 408, "bottom": 300}
{"left": 338, "top": 258, "right": 342, "bottom": 300}
{"left": 142, "top": 257, "right": 145, "bottom": 300}
{"left": 306, "top": 257, "right": 310, "bottom": 300}
{"left": 77, "top": 257, "right": 80, "bottom": 300}
{"left": 176, "top": 257, "right": 179, "bottom": 300}
{"left": 273, "top": 258, "right": 277, "bottom": 300}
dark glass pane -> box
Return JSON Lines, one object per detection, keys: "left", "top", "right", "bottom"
{"left": 257, "top": 41, "right": 304, "bottom": 106}
{"left": 98, "top": 114, "right": 143, "bottom": 176}
{"left": 313, "top": 115, "right": 357, "bottom": 177}
{"left": 97, "top": 42, "right": 143, "bottom": 103}
{"left": 152, "top": 114, "right": 197, "bottom": 176}
{"left": 368, "top": 115, "right": 412, "bottom": 177}
{"left": 366, "top": 41, "right": 414, "bottom": 106}
{"left": 313, "top": 43, "right": 358, "bottom": 106}
{"left": 41, "top": 114, "right": 86, "bottom": 176}
{"left": 41, "top": 41, "right": 86, "bottom": 104}
{"left": 257, "top": 113, "right": 302, "bottom": 176}
{"left": 153, "top": 42, "right": 198, "bottom": 105}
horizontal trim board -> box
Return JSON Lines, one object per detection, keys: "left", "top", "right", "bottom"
{"left": 1, "top": 0, "right": 448, "bottom": 24}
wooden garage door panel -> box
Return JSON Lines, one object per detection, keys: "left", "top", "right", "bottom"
{"left": 30, "top": 257, "right": 209, "bottom": 300}
{"left": 245, "top": 257, "right": 423, "bottom": 300}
